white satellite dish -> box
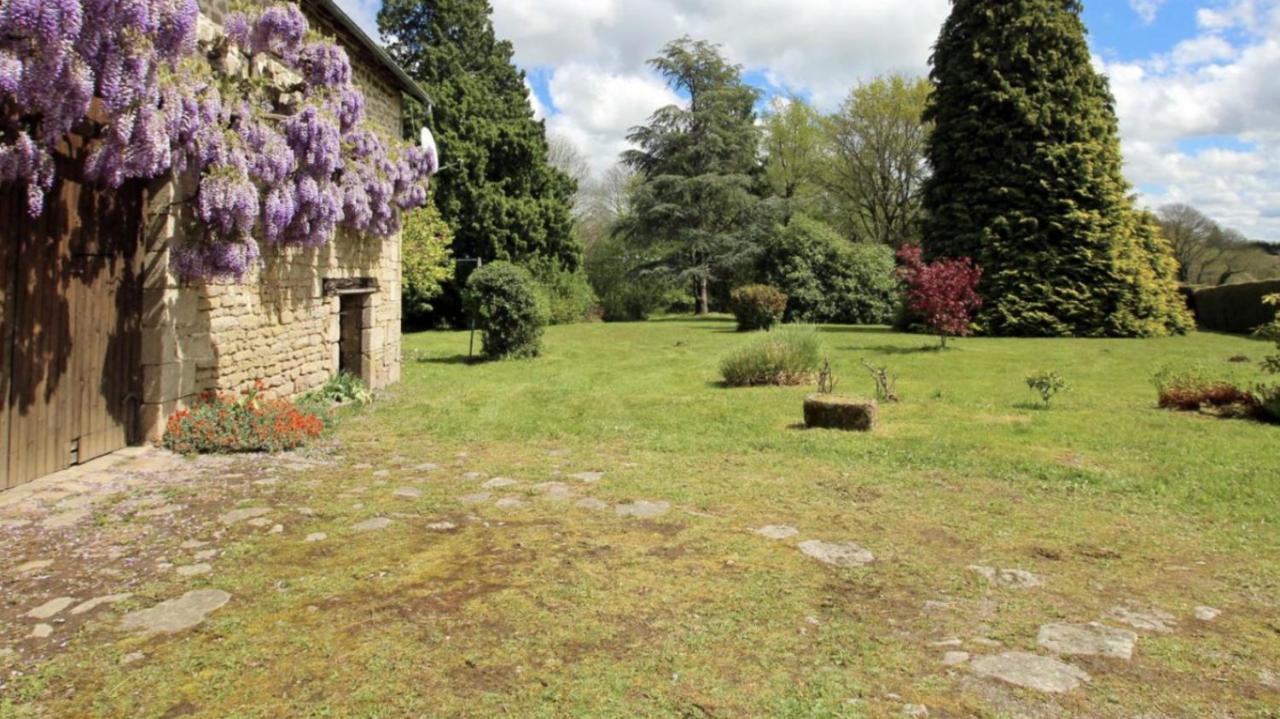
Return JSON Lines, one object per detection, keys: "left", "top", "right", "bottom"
{"left": 419, "top": 126, "right": 440, "bottom": 174}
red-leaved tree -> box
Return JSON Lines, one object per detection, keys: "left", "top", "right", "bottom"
{"left": 897, "top": 246, "right": 983, "bottom": 348}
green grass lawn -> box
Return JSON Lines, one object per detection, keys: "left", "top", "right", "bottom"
{"left": 6, "top": 318, "right": 1278, "bottom": 718}
{"left": 397, "top": 317, "right": 1277, "bottom": 531}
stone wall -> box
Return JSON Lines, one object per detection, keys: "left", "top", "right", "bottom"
{"left": 196, "top": 0, "right": 406, "bottom": 140}
{"left": 139, "top": 2, "right": 407, "bottom": 440}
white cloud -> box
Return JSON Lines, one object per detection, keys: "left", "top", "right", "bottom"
{"left": 541, "top": 64, "right": 682, "bottom": 175}
{"left": 1103, "top": 2, "right": 1280, "bottom": 239}
{"left": 491, "top": 0, "right": 948, "bottom": 172}
{"left": 525, "top": 80, "right": 548, "bottom": 121}
{"left": 493, "top": 0, "right": 947, "bottom": 106}
{"left": 1130, "top": 0, "right": 1168, "bottom": 24}
{"left": 1169, "top": 35, "right": 1238, "bottom": 67}
{"left": 332, "top": 0, "right": 1280, "bottom": 241}
{"left": 1196, "top": 0, "right": 1264, "bottom": 30}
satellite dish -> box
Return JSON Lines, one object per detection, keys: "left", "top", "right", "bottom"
{"left": 419, "top": 126, "right": 440, "bottom": 175}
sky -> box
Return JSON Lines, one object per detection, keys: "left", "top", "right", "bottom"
{"left": 335, "top": 0, "right": 1280, "bottom": 243}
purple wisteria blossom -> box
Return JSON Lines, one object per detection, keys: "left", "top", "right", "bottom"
{"left": 1, "top": 0, "right": 436, "bottom": 282}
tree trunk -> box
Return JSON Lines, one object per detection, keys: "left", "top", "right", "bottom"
{"left": 694, "top": 276, "right": 710, "bottom": 315}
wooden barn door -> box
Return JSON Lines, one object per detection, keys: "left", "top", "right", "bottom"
{"left": 0, "top": 142, "right": 144, "bottom": 489}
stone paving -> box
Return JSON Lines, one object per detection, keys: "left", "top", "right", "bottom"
{"left": 0, "top": 441, "right": 1267, "bottom": 716}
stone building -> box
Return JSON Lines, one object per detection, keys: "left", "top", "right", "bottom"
{"left": 0, "top": 1, "right": 429, "bottom": 488}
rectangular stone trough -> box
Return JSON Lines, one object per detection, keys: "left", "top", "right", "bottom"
{"left": 803, "top": 394, "right": 878, "bottom": 432}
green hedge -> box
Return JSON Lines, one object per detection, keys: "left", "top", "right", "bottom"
{"left": 1193, "top": 280, "right": 1280, "bottom": 334}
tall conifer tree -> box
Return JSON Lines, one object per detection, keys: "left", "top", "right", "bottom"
{"left": 620, "top": 37, "right": 765, "bottom": 314}
{"left": 380, "top": 0, "right": 578, "bottom": 324}
{"left": 921, "top": 0, "right": 1189, "bottom": 336}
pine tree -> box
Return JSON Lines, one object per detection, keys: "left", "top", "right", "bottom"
{"left": 380, "top": 0, "right": 578, "bottom": 324}
{"left": 921, "top": 0, "right": 1189, "bottom": 337}
{"left": 620, "top": 37, "right": 766, "bottom": 315}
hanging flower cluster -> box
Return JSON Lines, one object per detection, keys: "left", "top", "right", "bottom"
{"left": 0, "top": 0, "right": 198, "bottom": 215}
{"left": 0, "top": 0, "right": 439, "bottom": 281}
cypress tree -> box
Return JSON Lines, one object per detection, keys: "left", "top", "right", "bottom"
{"left": 379, "top": 0, "right": 578, "bottom": 325}
{"left": 921, "top": 0, "right": 1189, "bottom": 337}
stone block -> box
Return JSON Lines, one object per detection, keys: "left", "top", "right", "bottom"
{"left": 804, "top": 395, "right": 878, "bottom": 432}
{"left": 139, "top": 397, "right": 190, "bottom": 443}
{"left": 141, "top": 327, "right": 181, "bottom": 365}
{"left": 142, "top": 361, "right": 197, "bottom": 404}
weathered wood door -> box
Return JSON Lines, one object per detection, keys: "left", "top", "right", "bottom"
{"left": 0, "top": 141, "right": 144, "bottom": 490}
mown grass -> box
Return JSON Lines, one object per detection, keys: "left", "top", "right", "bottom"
{"left": 397, "top": 317, "right": 1278, "bottom": 530}
{"left": 5, "top": 317, "right": 1278, "bottom": 718}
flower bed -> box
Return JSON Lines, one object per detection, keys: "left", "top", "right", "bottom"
{"left": 163, "top": 382, "right": 325, "bottom": 454}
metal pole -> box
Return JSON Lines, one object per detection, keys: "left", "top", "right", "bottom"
{"left": 458, "top": 258, "right": 483, "bottom": 359}
{"left": 470, "top": 258, "right": 483, "bottom": 358}
{"left": 468, "top": 313, "right": 476, "bottom": 359}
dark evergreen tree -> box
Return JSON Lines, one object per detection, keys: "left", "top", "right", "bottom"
{"left": 921, "top": 0, "right": 1189, "bottom": 337}
{"left": 619, "top": 37, "right": 767, "bottom": 315}
{"left": 379, "top": 0, "right": 578, "bottom": 325}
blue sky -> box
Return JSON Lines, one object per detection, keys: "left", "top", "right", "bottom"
{"left": 337, "top": 0, "right": 1280, "bottom": 241}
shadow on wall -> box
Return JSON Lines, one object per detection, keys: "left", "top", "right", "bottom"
{"left": 152, "top": 181, "right": 388, "bottom": 406}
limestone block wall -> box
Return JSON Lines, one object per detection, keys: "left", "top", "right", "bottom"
{"left": 137, "top": 1, "right": 408, "bottom": 441}
{"left": 138, "top": 177, "right": 403, "bottom": 440}
{"left": 196, "top": 0, "right": 407, "bottom": 141}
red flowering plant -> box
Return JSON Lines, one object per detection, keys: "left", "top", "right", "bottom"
{"left": 162, "top": 381, "right": 326, "bottom": 455}
{"left": 896, "top": 245, "right": 983, "bottom": 349}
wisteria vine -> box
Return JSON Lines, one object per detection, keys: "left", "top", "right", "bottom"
{"left": 0, "top": 0, "right": 438, "bottom": 281}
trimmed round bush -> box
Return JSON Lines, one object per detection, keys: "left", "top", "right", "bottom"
{"left": 465, "top": 261, "right": 548, "bottom": 359}
{"left": 720, "top": 326, "right": 822, "bottom": 387}
{"left": 730, "top": 284, "right": 788, "bottom": 331}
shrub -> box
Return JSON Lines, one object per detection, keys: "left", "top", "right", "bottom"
{"left": 300, "top": 372, "right": 373, "bottom": 407}
{"left": 528, "top": 258, "right": 601, "bottom": 325}
{"left": 1258, "top": 294, "right": 1280, "bottom": 374}
{"left": 1151, "top": 365, "right": 1255, "bottom": 412}
{"left": 465, "top": 261, "right": 548, "bottom": 359}
{"left": 1252, "top": 383, "right": 1280, "bottom": 422}
{"left": 862, "top": 361, "right": 900, "bottom": 403}
{"left": 897, "top": 245, "right": 983, "bottom": 348}
{"left": 584, "top": 234, "right": 675, "bottom": 321}
{"left": 759, "top": 216, "right": 898, "bottom": 325}
{"left": 730, "top": 285, "right": 788, "bottom": 331}
{"left": 401, "top": 205, "right": 454, "bottom": 329}
{"left": 720, "top": 326, "right": 822, "bottom": 387}
{"left": 1192, "top": 280, "right": 1280, "bottom": 334}
{"left": 163, "top": 383, "right": 326, "bottom": 455}
{"left": 817, "top": 358, "right": 838, "bottom": 395}
{"left": 1025, "top": 370, "right": 1068, "bottom": 407}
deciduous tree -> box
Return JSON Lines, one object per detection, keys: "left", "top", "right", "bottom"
{"left": 1158, "top": 204, "right": 1278, "bottom": 285}
{"left": 823, "top": 75, "right": 931, "bottom": 248}
{"left": 897, "top": 245, "right": 982, "bottom": 348}
{"left": 761, "top": 97, "right": 825, "bottom": 226}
